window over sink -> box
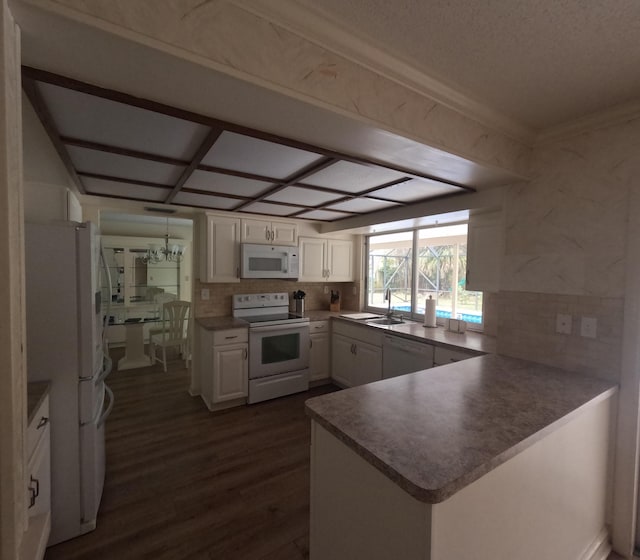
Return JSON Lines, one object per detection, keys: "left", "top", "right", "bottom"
{"left": 365, "top": 224, "right": 484, "bottom": 329}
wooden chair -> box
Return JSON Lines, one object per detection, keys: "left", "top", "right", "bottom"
{"left": 148, "top": 292, "right": 177, "bottom": 340}
{"left": 149, "top": 300, "right": 190, "bottom": 372}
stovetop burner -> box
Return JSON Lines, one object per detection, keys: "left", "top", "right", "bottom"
{"left": 232, "top": 292, "right": 309, "bottom": 328}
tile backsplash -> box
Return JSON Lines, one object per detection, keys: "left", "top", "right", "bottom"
{"left": 195, "top": 279, "right": 360, "bottom": 317}
{"left": 496, "top": 291, "right": 623, "bottom": 382}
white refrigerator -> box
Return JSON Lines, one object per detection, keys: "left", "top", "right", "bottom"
{"left": 25, "top": 221, "right": 113, "bottom": 546}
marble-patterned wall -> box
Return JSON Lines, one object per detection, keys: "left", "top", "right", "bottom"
{"left": 44, "top": 0, "right": 530, "bottom": 177}
{"left": 497, "top": 116, "right": 640, "bottom": 380}
{"left": 194, "top": 278, "right": 360, "bottom": 318}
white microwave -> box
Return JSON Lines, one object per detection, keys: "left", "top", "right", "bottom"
{"left": 241, "top": 244, "right": 299, "bottom": 279}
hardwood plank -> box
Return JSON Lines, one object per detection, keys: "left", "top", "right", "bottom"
{"left": 44, "top": 348, "right": 337, "bottom": 560}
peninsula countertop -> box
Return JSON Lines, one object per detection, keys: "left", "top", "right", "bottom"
{"left": 305, "top": 354, "right": 617, "bottom": 504}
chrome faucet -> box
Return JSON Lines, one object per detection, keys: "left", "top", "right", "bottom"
{"left": 385, "top": 288, "right": 392, "bottom": 318}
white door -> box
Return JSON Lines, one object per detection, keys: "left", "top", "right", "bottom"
{"left": 327, "top": 239, "right": 354, "bottom": 282}
{"left": 241, "top": 218, "right": 272, "bottom": 244}
{"left": 299, "top": 237, "right": 327, "bottom": 281}
{"left": 213, "top": 343, "right": 248, "bottom": 402}
{"left": 201, "top": 215, "right": 240, "bottom": 283}
{"left": 331, "top": 334, "right": 354, "bottom": 387}
{"left": 352, "top": 341, "right": 383, "bottom": 386}
{"left": 271, "top": 220, "right": 298, "bottom": 245}
{"left": 310, "top": 332, "right": 330, "bottom": 381}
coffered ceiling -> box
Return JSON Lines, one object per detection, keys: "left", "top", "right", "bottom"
{"left": 23, "top": 67, "right": 474, "bottom": 222}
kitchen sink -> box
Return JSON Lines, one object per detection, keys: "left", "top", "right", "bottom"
{"left": 367, "top": 317, "right": 405, "bottom": 325}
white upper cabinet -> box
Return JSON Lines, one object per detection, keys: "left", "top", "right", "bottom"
{"left": 466, "top": 209, "right": 503, "bottom": 292}
{"left": 241, "top": 218, "right": 298, "bottom": 246}
{"left": 299, "top": 237, "right": 354, "bottom": 282}
{"left": 199, "top": 214, "right": 240, "bottom": 283}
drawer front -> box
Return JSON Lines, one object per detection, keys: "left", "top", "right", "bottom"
{"left": 433, "top": 346, "right": 477, "bottom": 366}
{"left": 27, "top": 428, "right": 51, "bottom": 519}
{"left": 309, "top": 321, "right": 329, "bottom": 334}
{"left": 332, "top": 320, "right": 383, "bottom": 347}
{"left": 27, "top": 396, "right": 50, "bottom": 460}
{"left": 213, "top": 328, "right": 248, "bottom": 346}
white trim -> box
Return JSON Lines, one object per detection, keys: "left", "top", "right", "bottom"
{"left": 231, "top": 0, "right": 534, "bottom": 145}
{"left": 537, "top": 100, "right": 640, "bottom": 145}
{"left": 579, "top": 527, "right": 612, "bottom": 560}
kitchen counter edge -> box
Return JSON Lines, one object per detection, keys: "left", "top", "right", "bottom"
{"left": 305, "top": 354, "right": 617, "bottom": 504}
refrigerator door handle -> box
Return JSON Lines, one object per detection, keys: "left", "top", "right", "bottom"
{"left": 97, "top": 356, "right": 113, "bottom": 385}
{"left": 98, "top": 384, "right": 114, "bottom": 429}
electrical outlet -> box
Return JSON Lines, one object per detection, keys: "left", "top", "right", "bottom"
{"left": 324, "top": 286, "right": 329, "bottom": 294}
{"left": 201, "top": 288, "right": 210, "bottom": 300}
{"left": 555, "top": 313, "right": 572, "bottom": 334}
{"left": 580, "top": 316, "right": 597, "bottom": 338}
{"left": 352, "top": 286, "right": 357, "bottom": 295}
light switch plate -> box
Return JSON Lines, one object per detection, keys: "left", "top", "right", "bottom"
{"left": 581, "top": 316, "right": 597, "bottom": 338}
{"left": 556, "top": 313, "right": 572, "bottom": 334}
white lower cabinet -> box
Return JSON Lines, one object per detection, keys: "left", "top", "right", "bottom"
{"left": 213, "top": 343, "right": 248, "bottom": 402}
{"left": 199, "top": 326, "right": 248, "bottom": 410}
{"left": 331, "top": 321, "right": 382, "bottom": 387}
{"left": 22, "top": 386, "right": 51, "bottom": 560}
{"left": 309, "top": 321, "right": 330, "bottom": 382}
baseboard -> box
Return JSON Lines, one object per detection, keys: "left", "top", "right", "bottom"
{"left": 580, "top": 528, "right": 612, "bottom": 560}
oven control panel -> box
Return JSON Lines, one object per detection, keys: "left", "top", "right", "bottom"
{"left": 233, "top": 292, "right": 289, "bottom": 309}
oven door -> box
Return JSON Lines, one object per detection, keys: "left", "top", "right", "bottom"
{"left": 249, "top": 324, "right": 310, "bottom": 378}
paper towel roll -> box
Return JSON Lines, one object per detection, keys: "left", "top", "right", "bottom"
{"left": 424, "top": 296, "right": 437, "bottom": 327}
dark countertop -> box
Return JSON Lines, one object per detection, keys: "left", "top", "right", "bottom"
{"left": 304, "top": 310, "right": 495, "bottom": 355}
{"left": 27, "top": 381, "right": 50, "bottom": 424}
{"left": 195, "top": 316, "right": 249, "bottom": 331}
{"left": 305, "top": 354, "right": 617, "bottom": 504}
{"left": 195, "top": 309, "right": 495, "bottom": 354}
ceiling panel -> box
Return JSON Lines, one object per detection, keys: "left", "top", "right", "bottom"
{"left": 264, "top": 186, "right": 343, "bottom": 206}
{"left": 302, "top": 160, "right": 406, "bottom": 193}
{"left": 326, "top": 197, "right": 400, "bottom": 213}
{"left": 372, "top": 178, "right": 462, "bottom": 202}
{"left": 67, "top": 145, "right": 185, "bottom": 185}
{"left": 240, "top": 201, "right": 305, "bottom": 216}
{"left": 184, "top": 169, "right": 274, "bottom": 197}
{"left": 82, "top": 176, "right": 171, "bottom": 201}
{"left": 172, "top": 191, "right": 241, "bottom": 210}
{"left": 202, "top": 131, "right": 325, "bottom": 179}
{"left": 24, "top": 68, "right": 480, "bottom": 223}
{"left": 296, "top": 209, "right": 352, "bottom": 221}
{"left": 38, "top": 82, "right": 211, "bottom": 160}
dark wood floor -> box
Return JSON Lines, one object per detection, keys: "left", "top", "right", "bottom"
{"left": 45, "top": 350, "right": 337, "bottom": 560}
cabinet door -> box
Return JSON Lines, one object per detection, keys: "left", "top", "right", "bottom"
{"left": 331, "top": 334, "right": 355, "bottom": 387}
{"left": 271, "top": 220, "right": 298, "bottom": 246}
{"left": 310, "top": 332, "right": 330, "bottom": 381}
{"left": 299, "top": 237, "right": 327, "bottom": 281}
{"left": 213, "top": 343, "right": 248, "bottom": 403}
{"left": 352, "top": 341, "right": 382, "bottom": 386}
{"left": 327, "top": 239, "right": 354, "bottom": 282}
{"left": 200, "top": 215, "right": 240, "bottom": 283}
{"left": 241, "top": 218, "right": 271, "bottom": 244}
{"left": 466, "top": 210, "right": 503, "bottom": 292}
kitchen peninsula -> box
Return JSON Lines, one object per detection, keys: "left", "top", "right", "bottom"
{"left": 306, "top": 354, "right": 617, "bottom": 560}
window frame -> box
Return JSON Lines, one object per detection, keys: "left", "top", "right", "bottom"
{"left": 363, "top": 223, "right": 484, "bottom": 331}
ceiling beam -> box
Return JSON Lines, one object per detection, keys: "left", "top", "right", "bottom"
{"left": 165, "top": 127, "right": 225, "bottom": 204}
{"left": 22, "top": 77, "right": 87, "bottom": 194}
{"left": 61, "top": 136, "right": 189, "bottom": 167}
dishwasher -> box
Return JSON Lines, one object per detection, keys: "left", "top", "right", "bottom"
{"left": 382, "top": 334, "right": 434, "bottom": 379}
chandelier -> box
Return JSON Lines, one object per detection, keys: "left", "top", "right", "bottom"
{"left": 142, "top": 218, "right": 186, "bottom": 264}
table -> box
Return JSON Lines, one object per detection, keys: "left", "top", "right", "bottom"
{"left": 112, "top": 317, "right": 161, "bottom": 371}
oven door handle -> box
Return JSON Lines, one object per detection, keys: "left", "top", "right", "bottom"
{"left": 249, "top": 323, "right": 309, "bottom": 333}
